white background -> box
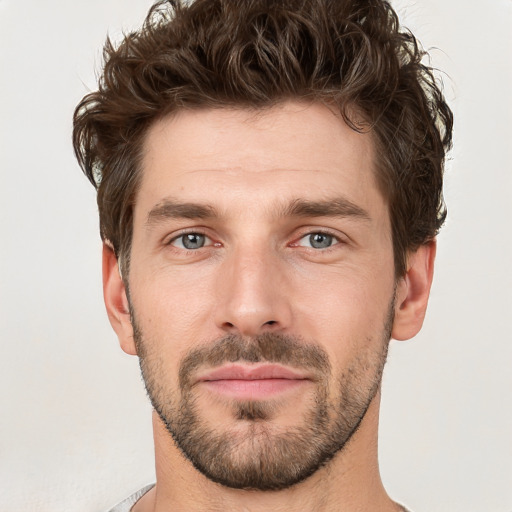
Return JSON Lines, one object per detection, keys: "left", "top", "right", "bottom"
{"left": 0, "top": 1, "right": 510, "bottom": 511}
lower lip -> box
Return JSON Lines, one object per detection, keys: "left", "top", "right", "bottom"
{"left": 201, "top": 378, "right": 308, "bottom": 400}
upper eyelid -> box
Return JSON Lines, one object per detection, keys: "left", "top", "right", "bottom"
{"left": 298, "top": 228, "right": 340, "bottom": 237}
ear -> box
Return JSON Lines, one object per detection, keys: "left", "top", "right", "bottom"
{"left": 102, "top": 243, "right": 137, "bottom": 355}
{"left": 392, "top": 240, "right": 436, "bottom": 341}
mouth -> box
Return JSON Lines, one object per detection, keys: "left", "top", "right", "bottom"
{"left": 195, "top": 364, "right": 311, "bottom": 400}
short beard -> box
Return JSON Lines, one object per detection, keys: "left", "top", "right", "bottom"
{"left": 133, "top": 300, "right": 394, "bottom": 491}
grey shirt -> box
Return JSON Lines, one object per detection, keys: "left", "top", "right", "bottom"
{"left": 107, "top": 484, "right": 155, "bottom": 512}
{"left": 107, "top": 484, "right": 412, "bottom": 512}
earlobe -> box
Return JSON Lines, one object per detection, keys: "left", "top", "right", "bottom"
{"left": 392, "top": 240, "right": 436, "bottom": 341}
{"left": 102, "top": 243, "right": 137, "bottom": 355}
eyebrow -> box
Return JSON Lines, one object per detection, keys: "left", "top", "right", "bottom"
{"left": 280, "top": 198, "right": 370, "bottom": 221}
{"left": 145, "top": 196, "right": 370, "bottom": 227}
{"left": 146, "top": 199, "right": 218, "bottom": 226}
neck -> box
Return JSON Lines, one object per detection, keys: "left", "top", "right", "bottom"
{"left": 134, "top": 392, "right": 401, "bottom": 512}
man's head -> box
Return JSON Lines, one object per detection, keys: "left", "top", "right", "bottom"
{"left": 73, "top": 0, "right": 452, "bottom": 495}
{"left": 73, "top": 0, "right": 452, "bottom": 278}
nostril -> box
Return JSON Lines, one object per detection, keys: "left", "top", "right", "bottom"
{"left": 219, "top": 319, "right": 281, "bottom": 335}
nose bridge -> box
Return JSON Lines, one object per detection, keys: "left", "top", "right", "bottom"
{"left": 215, "top": 238, "right": 291, "bottom": 336}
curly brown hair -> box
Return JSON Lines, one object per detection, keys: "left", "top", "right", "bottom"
{"left": 73, "top": 0, "right": 453, "bottom": 277}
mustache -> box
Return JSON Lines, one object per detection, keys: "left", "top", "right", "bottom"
{"left": 178, "top": 332, "right": 331, "bottom": 389}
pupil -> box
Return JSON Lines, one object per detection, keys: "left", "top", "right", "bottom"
{"left": 183, "top": 234, "right": 204, "bottom": 249}
{"left": 310, "top": 233, "right": 332, "bottom": 249}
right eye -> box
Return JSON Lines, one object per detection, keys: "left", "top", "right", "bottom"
{"left": 170, "top": 233, "right": 211, "bottom": 250}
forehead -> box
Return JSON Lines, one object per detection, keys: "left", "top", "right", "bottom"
{"left": 138, "top": 102, "right": 381, "bottom": 217}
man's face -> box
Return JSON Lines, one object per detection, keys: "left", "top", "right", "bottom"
{"left": 127, "top": 102, "right": 397, "bottom": 490}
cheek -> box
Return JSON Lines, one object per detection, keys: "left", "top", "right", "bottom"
{"left": 129, "top": 267, "right": 218, "bottom": 354}
{"left": 290, "top": 263, "right": 395, "bottom": 357}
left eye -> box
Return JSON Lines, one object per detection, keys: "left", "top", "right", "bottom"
{"left": 297, "top": 232, "right": 338, "bottom": 249}
{"left": 171, "top": 233, "right": 210, "bottom": 250}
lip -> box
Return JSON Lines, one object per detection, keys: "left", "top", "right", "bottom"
{"left": 197, "top": 364, "right": 308, "bottom": 382}
{"left": 195, "top": 364, "right": 311, "bottom": 400}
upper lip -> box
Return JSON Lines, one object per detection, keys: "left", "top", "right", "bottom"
{"left": 196, "top": 364, "right": 310, "bottom": 382}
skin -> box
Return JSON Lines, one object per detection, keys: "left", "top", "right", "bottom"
{"left": 103, "top": 101, "right": 435, "bottom": 511}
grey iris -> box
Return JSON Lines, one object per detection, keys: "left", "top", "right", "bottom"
{"left": 182, "top": 233, "right": 205, "bottom": 249}
{"left": 309, "top": 233, "right": 333, "bottom": 249}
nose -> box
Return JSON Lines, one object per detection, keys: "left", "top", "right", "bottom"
{"left": 214, "top": 245, "right": 292, "bottom": 337}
